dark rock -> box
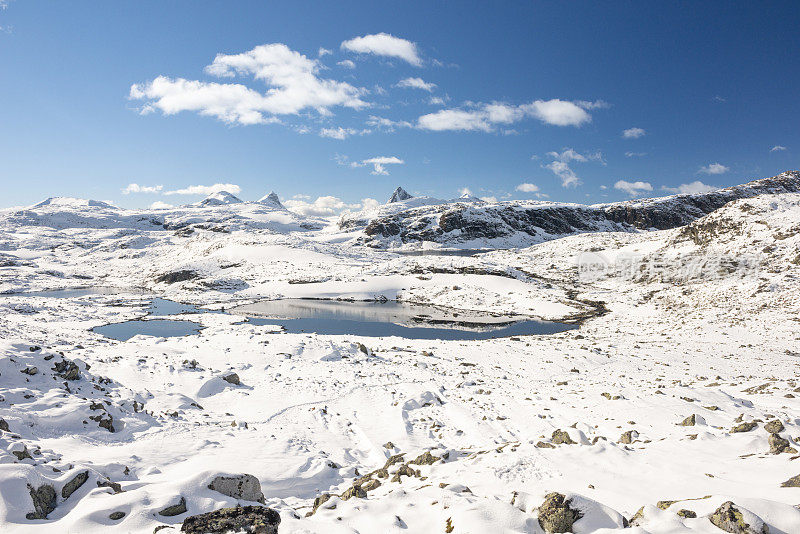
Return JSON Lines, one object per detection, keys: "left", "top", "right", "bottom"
{"left": 26, "top": 484, "right": 57, "bottom": 520}
{"left": 340, "top": 485, "right": 366, "bottom": 500}
{"left": 768, "top": 433, "right": 793, "bottom": 454}
{"left": 13, "top": 446, "right": 32, "bottom": 461}
{"left": 781, "top": 474, "right": 800, "bottom": 487}
{"left": 383, "top": 454, "right": 406, "bottom": 469}
{"left": 551, "top": 430, "right": 576, "bottom": 445}
{"left": 709, "top": 501, "right": 768, "bottom": 533}
{"left": 181, "top": 506, "right": 280, "bottom": 534}
{"left": 0, "top": 418, "right": 8, "bottom": 432}
{"left": 109, "top": 511, "right": 125, "bottom": 520}
{"left": 537, "top": 492, "right": 583, "bottom": 533}
{"left": 97, "top": 479, "right": 123, "bottom": 493}
{"left": 764, "top": 420, "right": 784, "bottom": 434}
{"left": 306, "top": 494, "right": 334, "bottom": 516}
{"left": 208, "top": 474, "right": 264, "bottom": 503}
{"left": 409, "top": 451, "right": 440, "bottom": 465}
{"left": 53, "top": 359, "right": 81, "bottom": 380}
{"left": 731, "top": 422, "right": 758, "bottom": 433}
{"left": 677, "top": 509, "right": 697, "bottom": 518}
{"left": 158, "top": 496, "right": 187, "bottom": 517}
{"left": 679, "top": 415, "right": 697, "bottom": 426}
{"left": 221, "top": 373, "right": 240, "bottom": 385}
{"left": 62, "top": 470, "right": 89, "bottom": 499}
{"left": 156, "top": 271, "right": 198, "bottom": 284}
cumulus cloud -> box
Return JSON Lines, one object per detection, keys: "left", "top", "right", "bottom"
{"left": 164, "top": 183, "right": 241, "bottom": 196}
{"left": 149, "top": 201, "right": 174, "bottom": 209}
{"left": 337, "top": 59, "right": 355, "bottom": 69}
{"left": 122, "top": 183, "right": 163, "bottom": 194}
{"left": 515, "top": 183, "right": 540, "bottom": 193}
{"left": 318, "top": 47, "right": 332, "bottom": 57}
{"left": 130, "top": 43, "right": 368, "bottom": 126}
{"left": 770, "top": 145, "right": 787, "bottom": 152}
{"left": 662, "top": 181, "right": 717, "bottom": 195}
{"left": 417, "top": 99, "right": 593, "bottom": 131}
{"left": 622, "top": 127, "right": 645, "bottom": 139}
{"left": 362, "top": 156, "right": 404, "bottom": 175}
{"left": 395, "top": 77, "right": 436, "bottom": 92}
{"left": 284, "top": 196, "right": 379, "bottom": 217}
{"left": 614, "top": 180, "right": 653, "bottom": 196}
{"left": 542, "top": 148, "right": 604, "bottom": 188}
{"left": 698, "top": 163, "right": 729, "bottom": 175}
{"left": 341, "top": 33, "right": 423, "bottom": 66}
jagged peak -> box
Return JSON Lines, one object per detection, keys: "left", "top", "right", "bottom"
{"left": 388, "top": 187, "right": 413, "bottom": 203}
{"left": 258, "top": 191, "right": 284, "bottom": 208}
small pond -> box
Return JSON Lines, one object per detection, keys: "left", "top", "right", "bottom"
{"left": 232, "top": 299, "right": 576, "bottom": 340}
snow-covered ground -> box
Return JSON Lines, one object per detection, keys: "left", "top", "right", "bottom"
{"left": 1, "top": 186, "right": 799, "bottom": 533}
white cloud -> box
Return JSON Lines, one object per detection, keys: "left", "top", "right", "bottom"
{"left": 362, "top": 156, "right": 404, "bottom": 175}
{"left": 480, "top": 196, "right": 498, "bottom": 203}
{"left": 770, "top": 145, "right": 787, "bottom": 152}
{"left": 698, "top": 163, "right": 729, "bottom": 175}
{"left": 515, "top": 183, "right": 540, "bottom": 193}
{"left": 575, "top": 100, "right": 611, "bottom": 110}
{"left": 130, "top": 43, "right": 368, "bottom": 126}
{"left": 417, "top": 99, "right": 592, "bottom": 132}
{"left": 284, "top": 195, "right": 360, "bottom": 217}
{"left": 625, "top": 151, "right": 647, "bottom": 158}
{"left": 614, "top": 180, "right": 653, "bottom": 196}
{"left": 542, "top": 148, "right": 604, "bottom": 188}
{"left": 164, "top": 183, "right": 241, "bottom": 196}
{"left": 395, "top": 77, "right": 436, "bottom": 92}
{"left": 122, "top": 183, "right": 163, "bottom": 194}
{"left": 366, "top": 115, "right": 413, "bottom": 131}
{"left": 284, "top": 196, "right": 379, "bottom": 217}
{"left": 319, "top": 127, "right": 361, "bottom": 140}
{"left": 318, "top": 47, "right": 332, "bottom": 57}
{"left": 428, "top": 96, "right": 445, "bottom": 106}
{"left": 522, "top": 99, "right": 591, "bottom": 126}
{"left": 150, "top": 201, "right": 174, "bottom": 209}
{"left": 337, "top": 59, "right": 356, "bottom": 69}
{"left": 662, "top": 181, "right": 717, "bottom": 195}
{"left": 459, "top": 187, "right": 473, "bottom": 196}
{"left": 622, "top": 127, "right": 645, "bottom": 139}
{"left": 340, "top": 33, "right": 422, "bottom": 66}
{"left": 545, "top": 161, "right": 580, "bottom": 188}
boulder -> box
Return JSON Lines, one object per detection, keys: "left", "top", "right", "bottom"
{"left": 537, "top": 492, "right": 583, "bottom": 533}
{"left": 208, "top": 475, "right": 265, "bottom": 504}
{"left": 181, "top": 506, "right": 280, "bottom": 534}
{"left": 709, "top": 501, "right": 769, "bottom": 534}
{"left": 62, "top": 470, "right": 89, "bottom": 499}
{"left": 764, "top": 420, "right": 784, "bottom": 434}
{"left": 551, "top": 430, "right": 576, "bottom": 445}
{"left": 26, "top": 484, "right": 57, "bottom": 520}
{"left": 158, "top": 496, "right": 187, "bottom": 517}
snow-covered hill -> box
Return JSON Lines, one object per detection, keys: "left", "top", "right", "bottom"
{"left": 0, "top": 173, "right": 799, "bottom": 533}
{"left": 344, "top": 171, "right": 800, "bottom": 249}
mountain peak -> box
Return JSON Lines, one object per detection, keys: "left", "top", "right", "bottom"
{"left": 258, "top": 191, "right": 284, "bottom": 209}
{"left": 197, "top": 190, "right": 243, "bottom": 207}
{"left": 388, "top": 187, "right": 413, "bottom": 203}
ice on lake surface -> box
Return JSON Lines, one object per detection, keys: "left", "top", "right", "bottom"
{"left": 92, "top": 319, "right": 203, "bottom": 341}
{"left": 232, "top": 299, "right": 576, "bottom": 340}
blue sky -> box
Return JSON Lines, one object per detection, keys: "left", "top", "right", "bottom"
{"left": 1, "top": 1, "right": 798, "bottom": 213}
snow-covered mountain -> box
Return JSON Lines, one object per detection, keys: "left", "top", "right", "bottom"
{"left": 351, "top": 171, "right": 800, "bottom": 248}
{"left": 194, "top": 191, "right": 243, "bottom": 207}
{"left": 257, "top": 191, "right": 285, "bottom": 209}
{"left": 388, "top": 186, "right": 413, "bottom": 203}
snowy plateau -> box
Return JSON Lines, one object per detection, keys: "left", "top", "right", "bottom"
{"left": 1, "top": 171, "right": 800, "bottom": 534}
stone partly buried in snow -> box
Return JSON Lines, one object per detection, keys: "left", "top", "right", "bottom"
{"left": 709, "top": 501, "right": 769, "bottom": 534}
{"left": 731, "top": 421, "right": 758, "bottom": 433}
{"left": 26, "top": 484, "right": 57, "bottom": 520}
{"left": 781, "top": 474, "right": 800, "bottom": 487}
{"left": 61, "top": 470, "right": 89, "bottom": 499}
{"left": 536, "top": 492, "right": 583, "bottom": 533}
{"left": 551, "top": 429, "right": 576, "bottom": 445}
{"left": 768, "top": 433, "right": 795, "bottom": 454}
{"left": 222, "top": 373, "right": 240, "bottom": 386}
{"left": 158, "top": 496, "right": 187, "bottom": 517}
{"left": 763, "top": 420, "right": 784, "bottom": 433}
{"left": 208, "top": 474, "right": 265, "bottom": 503}
{"left": 181, "top": 506, "right": 280, "bottom": 534}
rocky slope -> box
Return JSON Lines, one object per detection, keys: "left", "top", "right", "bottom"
{"left": 346, "top": 171, "right": 800, "bottom": 248}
